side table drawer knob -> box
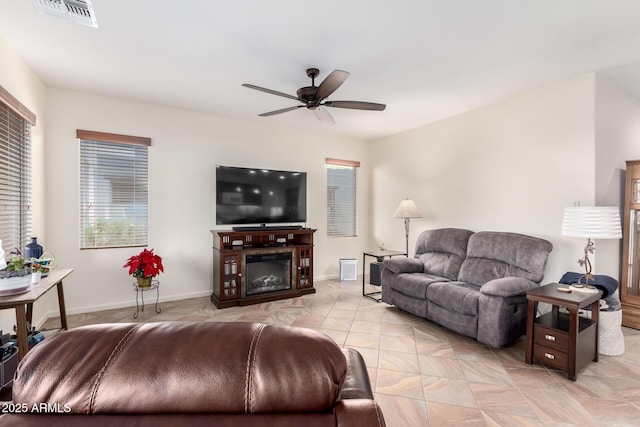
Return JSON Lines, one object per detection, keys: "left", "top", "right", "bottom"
{"left": 544, "top": 352, "right": 555, "bottom": 360}
{"left": 545, "top": 334, "right": 556, "bottom": 342}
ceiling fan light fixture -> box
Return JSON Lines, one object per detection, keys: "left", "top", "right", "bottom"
{"left": 243, "top": 67, "right": 386, "bottom": 125}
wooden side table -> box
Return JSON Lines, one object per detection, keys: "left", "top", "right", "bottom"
{"left": 525, "top": 283, "right": 601, "bottom": 380}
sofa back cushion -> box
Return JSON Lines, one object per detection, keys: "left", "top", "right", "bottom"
{"left": 415, "top": 228, "right": 474, "bottom": 280}
{"left": 11, "top": 322, "right": 347, "bottom": 415}
{"left": 457, "top": 231, "right": 553, "bottom": 286}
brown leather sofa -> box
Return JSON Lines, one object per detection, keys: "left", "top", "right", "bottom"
{"left": 0, "top": 322, "right": 385, "bottom": 426}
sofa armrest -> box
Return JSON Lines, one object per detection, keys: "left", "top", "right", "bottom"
{"left": 480, "top": 277, "right": 539, "bottom": 298}
{"left": 382, "top": 257, "right": 423, "bottom": 274}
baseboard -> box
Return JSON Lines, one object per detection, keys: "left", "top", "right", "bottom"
{"left": 40, "top": 290, "right": 212, "bottom": 321}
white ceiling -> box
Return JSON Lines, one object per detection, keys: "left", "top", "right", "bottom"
{"left": 2, "top": 1, "right": 640, "bottom": 140}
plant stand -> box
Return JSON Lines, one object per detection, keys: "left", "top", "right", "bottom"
{"left": 132, "top": 280, "right": 161, "bottom": 319}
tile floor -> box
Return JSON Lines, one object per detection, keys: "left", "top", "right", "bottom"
{"left": 42, "top": 279, "right": 640, "bottom": 427}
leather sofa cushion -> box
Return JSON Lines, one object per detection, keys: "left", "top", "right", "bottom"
{"left": 427, "top": 282, "right": 481, "bottom": 316}
{"left": 11, "top": 322, "right": 347, "bottom": 415}
{"left": 458, "top": 231, "right": 553, "bottom": 286}
{"left": 389, "top": 273, "right": 450, "bottom": 300}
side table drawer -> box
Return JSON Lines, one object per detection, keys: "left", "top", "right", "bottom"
{"left": 534, "top": 324, "right": 568, "bottom": 351}
{"left": 534, "top": 344, "right": 568, "bottom": 370}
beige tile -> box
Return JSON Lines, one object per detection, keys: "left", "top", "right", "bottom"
{"left": 320, "top": 317, "right": 352, "bottom": 331}
{"left": 380, "top": 335, "right": 416, "bottom": 353}
{"left": 469, "top": 382, "right": 536, "bottom": 418}
{"left": 351, "top": 320, "right": 382, "bottom": 334}
{"left": 425, "top": 401, "right": 486, "bottom": 426}
{"left": 415, "top": 338, "right": 455, "bottom": 357}
{"left": 381, "top": 322, "right": 414, "bottom": 337}
{"left": 375, "top": 369, "right": 424, "bottom": 400}
{"left": 417, "top": 354, "right": 465, "bottom": 379}
{"left": 378, "top": 350, "right": 420, "bottom": 374}
{"left": 374, "top": 393, "right": 428, "bottom": 427}
{"left": 422, "top": 375, "right": 477, "bottom": 408}
{"left": 345, "top": 332, "right": 381, "bottom": 349}
{"left": 459, "top": 359, "right": 514, "bottom": 386}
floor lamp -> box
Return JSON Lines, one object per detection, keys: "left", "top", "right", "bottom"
{"left": 394, "top": 199, "right": 422, "bottom": 256}
{"left": 561, "top": 206, "right": 622, "bottom": 284}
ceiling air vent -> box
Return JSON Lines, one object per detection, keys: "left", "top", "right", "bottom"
{"left": 34, "top": 0, "right": 98, "bottom": 28}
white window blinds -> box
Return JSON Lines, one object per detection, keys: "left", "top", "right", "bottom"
{"left": 326, "top": 158, "right": 359, "bottom": 237}
{"left": 0, "top": 86, "right": 34, "bottom": 254}
{"left": 78, "top": 130, "right": 150, "bottom": 249}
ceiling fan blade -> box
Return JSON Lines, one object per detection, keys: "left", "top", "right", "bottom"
{"left": 314, "top": 70, "right": 350, "bottom": 102}
{"left": 258, "top": 105, "right": 304, "bottom": 117}
{"left": 242, "top": 83, "right": 299, "bottom": 101}
{"left": 313, "top": 107, "right": 335, "bottom": 126}
{"left": 324, "top": 101, "right": 386, "bottom": 111}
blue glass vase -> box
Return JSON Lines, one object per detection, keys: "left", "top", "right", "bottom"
{"left": 25, "top": 237, "right": 43, "bottom": 260}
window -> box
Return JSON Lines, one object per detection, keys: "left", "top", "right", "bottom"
{"left": 0, "top": 85, "right": 35, "bottom": 253}
{"left": 326, "top": 158, "right": 359, "bottom": 237}
{"left": 78, "top": 130, "right": 150, "bottom": 249}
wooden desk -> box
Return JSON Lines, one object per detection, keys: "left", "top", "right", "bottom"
{"left": 0, "top": 268, "right": 72, "bottom": 360}
{"left": 525, "top": 283, "right": 601, "bottom": 381}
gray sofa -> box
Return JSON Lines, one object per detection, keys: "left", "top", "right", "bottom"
{"left": 381, "top": 228, "right": 553, "bottom": 347}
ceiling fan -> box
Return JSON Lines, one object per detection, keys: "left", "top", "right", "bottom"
{"left": 242, "top": 68, "right": 386, "bottom": 125}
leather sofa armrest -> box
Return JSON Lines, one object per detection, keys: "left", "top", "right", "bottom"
{"left": 382, "top": 257, "right": 423, "bottom": 274}
{"left": 334, "top": 399, "right": 386, "bottom": 427}
{"left": 339, "top": 348, "right": 374, "bottom": 400}
{"left": 480, "top": 277, "right": 539, "bottom": 297}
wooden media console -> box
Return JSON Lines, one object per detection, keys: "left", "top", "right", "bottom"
{"left": 210, "top": 228, "right": 316, "bottom": 308}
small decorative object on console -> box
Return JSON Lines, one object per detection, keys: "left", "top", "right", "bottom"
{"left": 0, "top": 247, "right": 32, "bottom": 296}
{"left": 124, "top": 248, "right": 164, "bottom": 288}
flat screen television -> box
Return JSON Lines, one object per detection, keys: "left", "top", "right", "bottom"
{"left": 216, "top": 165, "right": 307, "bottom": 227}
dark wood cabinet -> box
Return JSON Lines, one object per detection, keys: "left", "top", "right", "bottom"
{"left": 621, "top": 160, "right": 640, "bottom": 329}
{"left": 210, "top": 229, "right": 316, "bottom": 308}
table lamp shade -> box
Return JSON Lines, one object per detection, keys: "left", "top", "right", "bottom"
{"left": 394, "top": 199, "right": 422, "bottom": 219}
{"left": 561, "top": 206, "right": 622, "bottom": 239}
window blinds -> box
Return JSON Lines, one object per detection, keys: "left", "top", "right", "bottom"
{"left": 78, "top": 130, "right": 150, "bottom": 249}
{"left": 326, "top": 158, "right": 359, "bottom": 237}
{"left": 0, "top": 100, "right": 31, "bottom": 253}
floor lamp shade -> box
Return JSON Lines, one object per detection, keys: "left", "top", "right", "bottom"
{"left": 393, "top": 199, "right": 422, "bottom": 219}
{"left": 394, "top": 199, "right": 422, "bottom": 255}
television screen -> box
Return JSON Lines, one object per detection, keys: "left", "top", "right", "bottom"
{"left": 216, "top": 166, "right": 307, "bottom": 225}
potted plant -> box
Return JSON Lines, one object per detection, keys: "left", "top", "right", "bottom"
{"left": 123, "top": 248, "right": 164, "bottom": 288}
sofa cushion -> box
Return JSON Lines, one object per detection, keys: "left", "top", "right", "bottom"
{"left": 389, "top": 273, "right": 450, "bottom": 300}
{"left": 414, "top": 228, "right": 474, "bottom": 280}
{"left": 457, "top": 231, "right": 553, "bottom": 287}
{"left": 11, "top": 322, "right": 347, "bottom": 415}
{"left": 383, "top": 257, "right": 423, "bottom": 274}
{"left": 427, "top": 281, "right": 481, "bottom": 316}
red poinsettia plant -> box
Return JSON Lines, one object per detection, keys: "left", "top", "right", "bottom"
{"left": 123, "top": 248, "right": 164, "bottom": 279}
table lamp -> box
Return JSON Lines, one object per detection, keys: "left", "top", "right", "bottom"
{"left": 394, "top": 199, "right": 422, "bottom": 255}
{"left": 561, "top": 206, "right": 622, "bottom": 284}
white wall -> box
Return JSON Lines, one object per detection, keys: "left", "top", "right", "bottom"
{"left": 594, "top": 74, "right": 640, "bottom": 279}
{"left": 0, "top": 35, "right": 49, "bottom": 330}
{"left": 45, "top": 88, "right": 370, "bottom": 314}
{"left": 368, "top": 74, "right": 598, "bottom": 284}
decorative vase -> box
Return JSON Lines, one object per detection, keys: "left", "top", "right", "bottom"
{"left": 25, "top": 237, "right": 43, "bottom": 260}
{"left": 136, "top": 276, "right": 152, "bottom": 288}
